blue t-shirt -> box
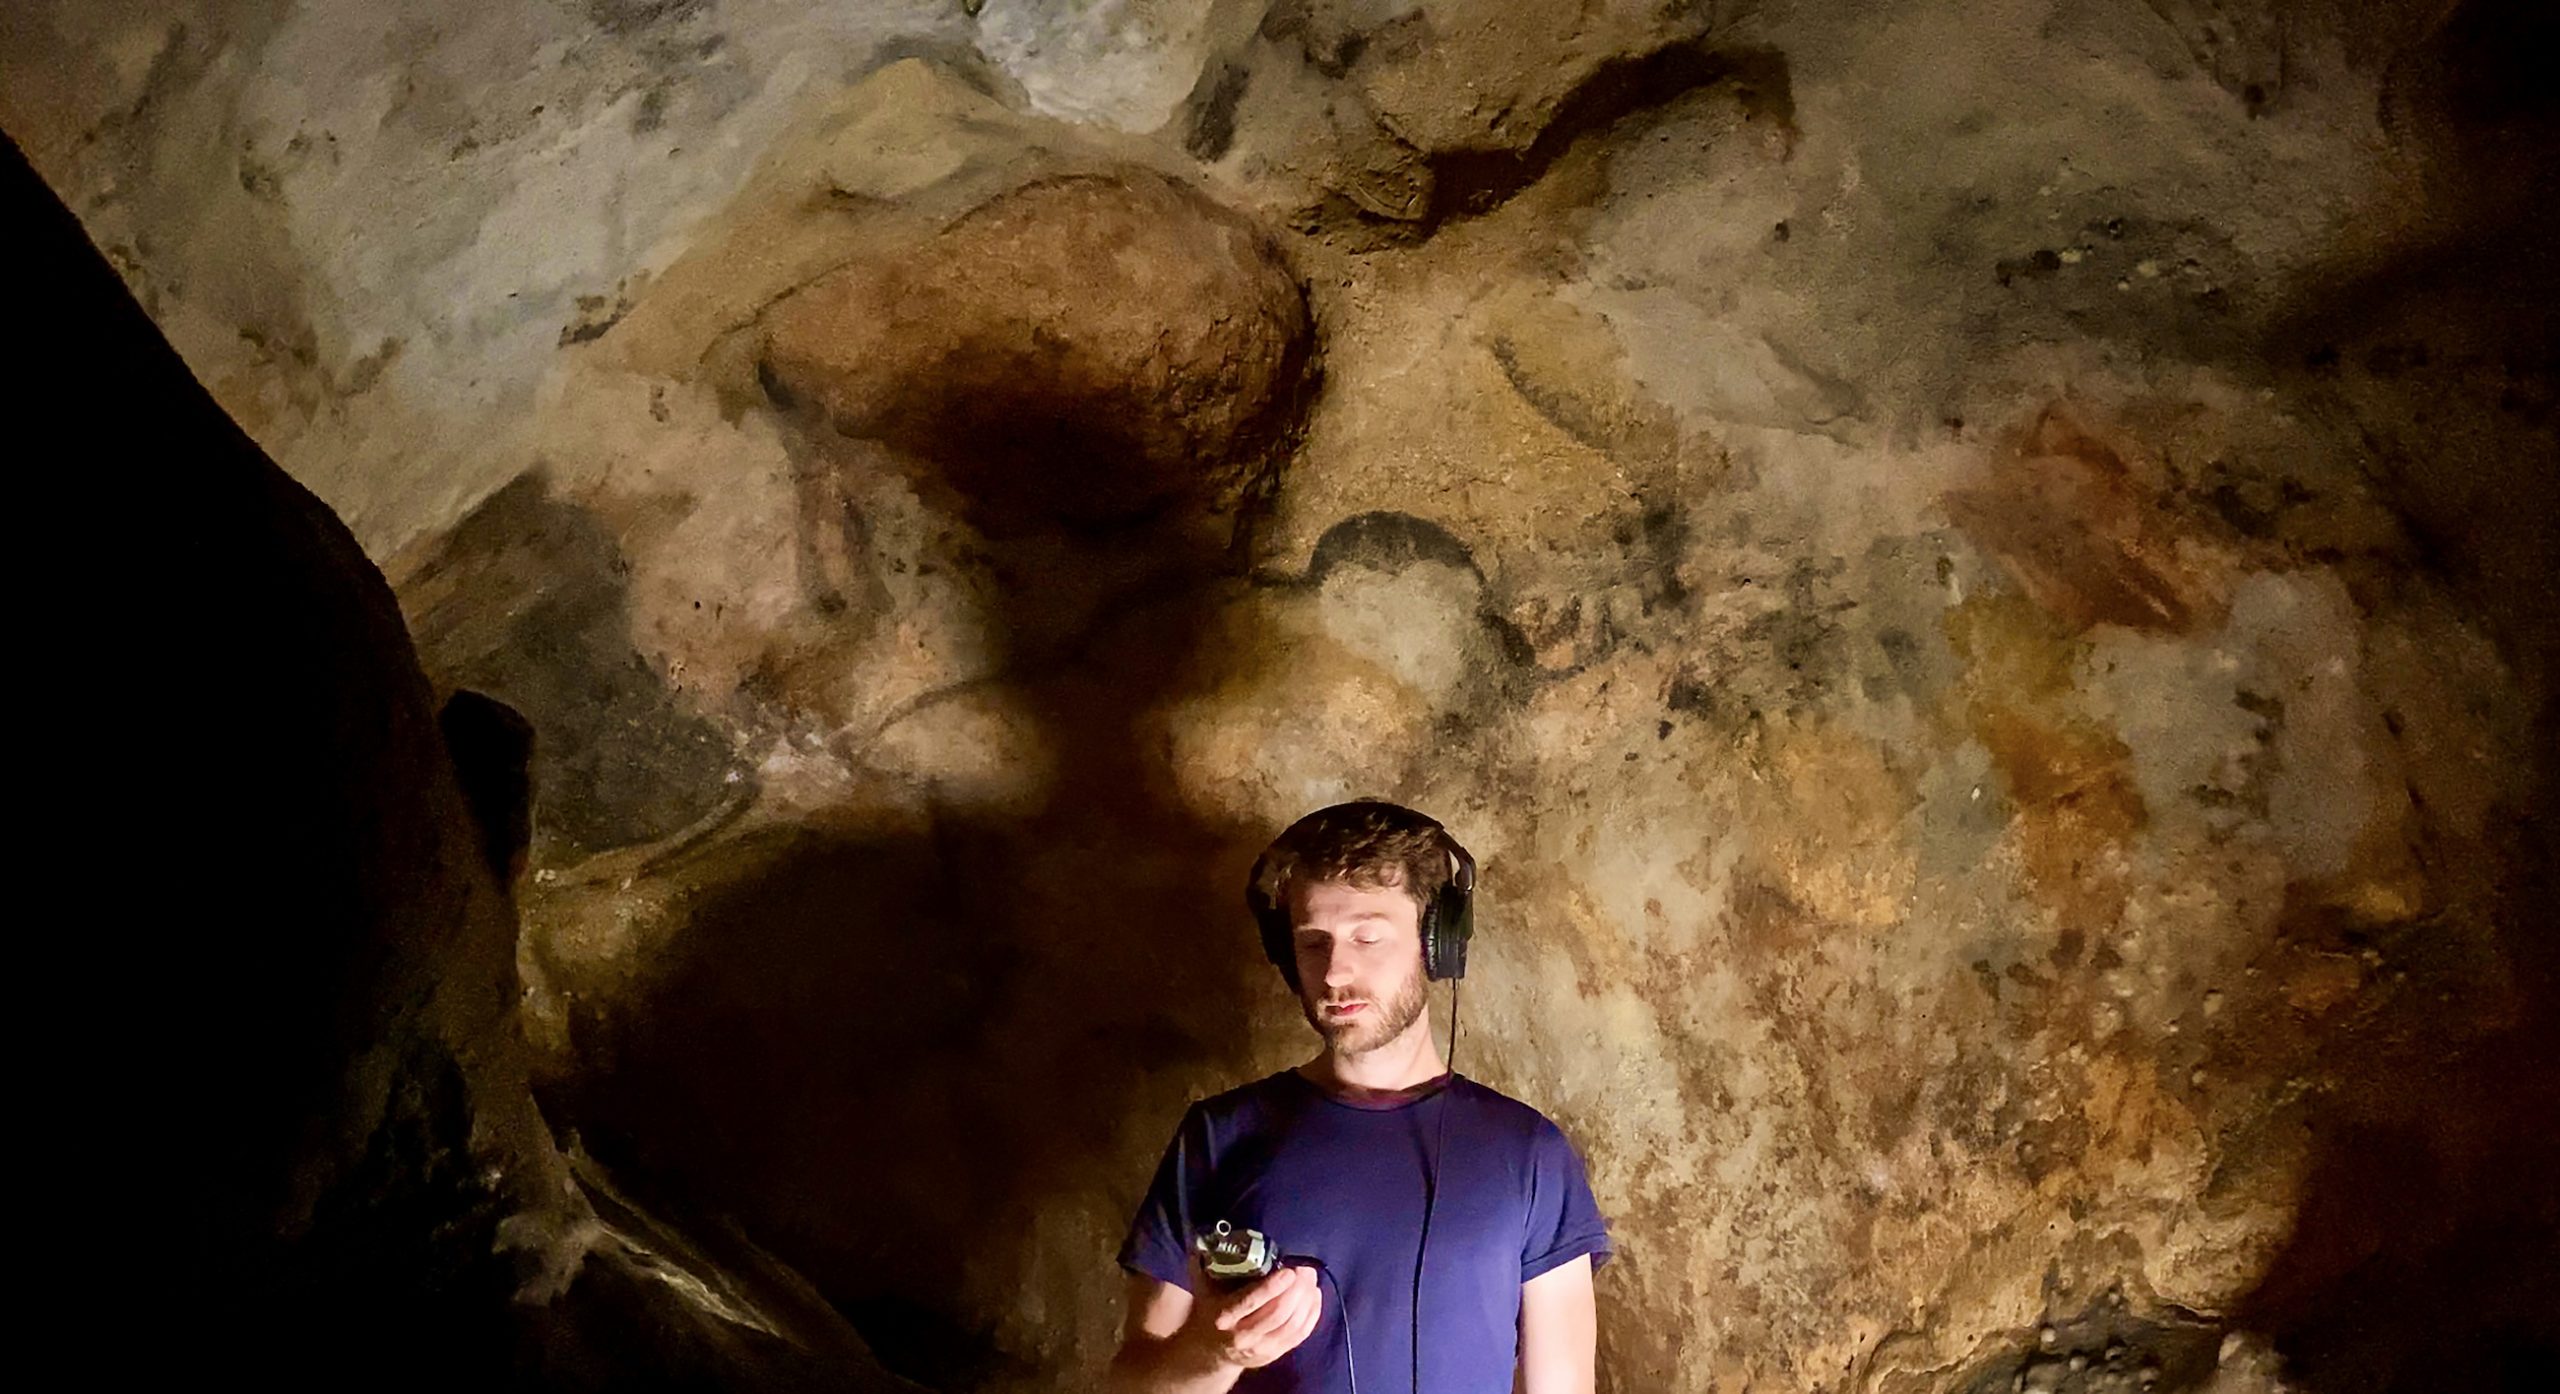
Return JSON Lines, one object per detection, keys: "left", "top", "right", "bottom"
{"left": 1117, "top": 1069, "right": 1611, "bottom": 1393}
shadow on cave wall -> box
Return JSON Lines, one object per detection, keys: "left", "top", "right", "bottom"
{"left": 559, "top": 631, "right": 1269, "bottom": 1387}
{"left": 386, "top": 377, "right": 1303, "bottom": 1391}
{"left": 496, "top": 175, "right": 1322, "bottom": 1388}
{"left": 563, "top": 482, "right": 1279, "bottom": 1390}
{"left": 2231, "top": 2, "right": 2560, "bottom": 1387}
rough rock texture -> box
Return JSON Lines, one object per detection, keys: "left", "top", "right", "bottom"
{"left": 8, "top": 2, "right": 2555, "bottom": 1392}
{"left": 758, "top": 167, "right": 1312, "bottom": 532}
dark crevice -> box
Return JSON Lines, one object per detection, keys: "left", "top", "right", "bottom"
{"left": 1390, "top": 42, "right": 1794, "bottom": 237}
{"left": 1954, "top": 1295, "right": 2222, "bottom": 1394}
{"left": 1182, "top": 59, "right": 1251, "bottom": 160}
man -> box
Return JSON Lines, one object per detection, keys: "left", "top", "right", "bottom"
{"left": 1107, "top": 801, "right": 1610, "bottom": 1394}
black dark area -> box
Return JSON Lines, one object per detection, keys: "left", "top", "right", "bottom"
{"left": 1418, "top": 43, "right": 1794, "bottom": 232}
{"left": 288, "top": 1041, "right": 522, "bottom": 1365}
{"left": 443, "top": 687, "right": 539, "bottom": 881}
{"left": 1182, "top": 59, "right": 1252, "bottom": 161}
{"left": 2428, "top": 0, "right": 2560, "bottom": 128}
{"left": 15, "top": 128, "right": 922, "bottom": 1391}
{"left": 1304, "top": 509, "right": 1483, "bottom": 585}
{"left": 2241, "top": 1069, "right": 2560, "bottom": 1392}
{"left": 13, "top": 127, "right": 519, "bottom": 1378}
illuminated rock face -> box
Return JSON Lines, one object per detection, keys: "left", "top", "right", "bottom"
{"left": 9, "top": 2, "right": 2553, "bottom": 1392}
{"left": 758, "top": 168, "right": 1312, "bottom": 533}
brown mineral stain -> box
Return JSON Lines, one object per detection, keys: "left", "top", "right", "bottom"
{"left": 1944, "top": 407, "right": 2224, "bottom": 634}
{"left": 2082, "top": 1051, "right": 2172, "bottom": 1167}
{"left": 1943, "top": 590, "right": 2082, "bottom": 700}
{"left": 1551, "top": 881, "right": 1612, "bottom": 1001}
{"left": 1946, "top": 595, "right": 2149, "bottom": 937}
{"left": 1726, "top": 874, "right": 1818, "bottom": 962}
{"left": 1982, "top": 707, "right": 2146, "bottom": 940}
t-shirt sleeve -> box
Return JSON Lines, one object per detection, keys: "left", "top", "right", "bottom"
{"left": 1116, "top": 1104, "right": 1204, "bottom": 1291}
{"left": 1520, "top": 1118, "right": 1612, "bottom": 1282}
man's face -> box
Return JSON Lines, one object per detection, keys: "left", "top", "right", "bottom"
{"left": 1288, "top": 878, "right": 1430, "bottom": 1057}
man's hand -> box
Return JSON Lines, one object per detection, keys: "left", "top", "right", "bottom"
{"left": 1185, "top": 1254, "right": 1324, "bottom": 1371}
{"left": 1105, "top": 1255, "right": 1325, "bottom": 1393}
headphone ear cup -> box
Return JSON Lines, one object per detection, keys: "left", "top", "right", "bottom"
{"left": 1247, "top": 851, "right": 1299, "bottom": 991}
{"left": 1257, "top": 909, "right": 1297, "bottom": 990}
{"left": 1433, "top": 880, "right": 1472, "bottom": 980}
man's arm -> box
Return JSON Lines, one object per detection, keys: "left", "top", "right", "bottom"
{"left": 1515, "top": 1254, "right": 1597, "bottom": 1394}
{"left": 1106, "top": 1275, "right": 1238, "bottom": 1394}
{"left": 1105, "top": 1265, "right": 1324, "bottom": 1394}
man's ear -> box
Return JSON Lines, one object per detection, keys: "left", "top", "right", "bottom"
{"left": 438, "top": 689, "right": 536, "bottom": 884}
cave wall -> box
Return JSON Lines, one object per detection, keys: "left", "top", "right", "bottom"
{"left": 7, "top": 2, "right": 2552, "bottom": 1391}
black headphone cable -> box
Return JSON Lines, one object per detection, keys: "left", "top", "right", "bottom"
{"left": 1409, "top": 973, "right": 1460, "bottom": 1394}
{"left": 1448, "top": 972, "right": 1461, "bottom": 1073}
{"left": 1295, "top": 1258, "right": 1357, "bottom": 1394}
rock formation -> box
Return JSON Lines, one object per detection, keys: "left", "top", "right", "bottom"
{"left": 10, "top": 131, "right": 920, "bottom": 1391}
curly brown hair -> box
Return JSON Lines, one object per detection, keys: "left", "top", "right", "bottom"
{"left": 1249, "top": 799, "right": 1455, "bottom": 917}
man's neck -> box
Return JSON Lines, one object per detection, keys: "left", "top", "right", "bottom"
{"left": 1299, "top": 1012, "right": 1447, "bottom": 1099}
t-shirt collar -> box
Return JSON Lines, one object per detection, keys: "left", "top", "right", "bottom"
{"left": 1286, "top": 1065, "right": 1457, "bottom": 1111}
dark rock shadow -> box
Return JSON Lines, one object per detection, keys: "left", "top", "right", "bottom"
{"left": 14, "top": 119, "right": 532, "bottom": 1376}
{"left": 2227, "top": 762, "right": 2560, "bottom": 1392}
{"left": 2236, "top": 1027, "right": 2560, "bottom": 1389}
{"left": 2229, "top": 5, "right": 2560, "bottom": 1385}
{"left": 17, "top": 125, "right": 920, "bottom": 1393}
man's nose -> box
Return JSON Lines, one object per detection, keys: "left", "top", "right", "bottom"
{"left": 1322, "top": 946, "right": 1356, "bottom": 988}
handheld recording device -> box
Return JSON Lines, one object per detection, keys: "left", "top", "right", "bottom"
{"left": 1192, "top": 1220, "right": 1280, "bottom": 1288}
{"left": 1196, "top": 1221, "right": 1359, "bottom": 1393}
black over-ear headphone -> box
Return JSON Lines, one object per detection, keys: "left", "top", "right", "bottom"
{"left": 1245, "top": 801, "right": 1477, "bottom": 990}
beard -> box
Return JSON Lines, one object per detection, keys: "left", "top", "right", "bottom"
{"left": 1304, "top": 966, "right": 1429, "bottom": 1058}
